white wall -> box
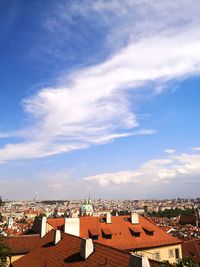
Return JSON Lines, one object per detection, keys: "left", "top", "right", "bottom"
{"left": 64, "top": 218, "right": 80, "bottom": 236}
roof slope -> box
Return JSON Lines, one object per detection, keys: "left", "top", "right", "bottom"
{"left": 47, "top": 218, "right": 65, "bottom": 230}
{"left": 179, "top": 214, "right": 198, "bottom": 226}
{"left": 4, "top": 234, "right": 40, "bottom": 254}
{"left": 80, "top": 215, "right": 181, "bottom": 250}
{"left": 13, "top": 230, "right": 132, "bottom": 267}
{"left": 182, "top": 239, "right": 200, "bottom": 264}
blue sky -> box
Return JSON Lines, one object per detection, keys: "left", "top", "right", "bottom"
{"left": 0, "top": 0, "right": 200, "bottom": 200}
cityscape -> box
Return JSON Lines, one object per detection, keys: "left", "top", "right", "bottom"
{"left": 1, "top": 0, "right": 200, "bottom": 266}
{"left": 0, "top": 196, "right": 200, "bottom": 266}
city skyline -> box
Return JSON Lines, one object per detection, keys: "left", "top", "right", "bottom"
{"left": 0, "top": 0, "right": 200, "bottom": 200}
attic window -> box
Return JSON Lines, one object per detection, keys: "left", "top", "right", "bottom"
{"left": 129, "top": 227, "right": 141, "bottom": 237}
{"left": 143, "top": 226, "right": 154, "bottom": 236}
{"left": 102, "top": 228, "right": 112, "bottom": 239}
{"left": 99, "top": 218, "right": 105, "bottom": 223}
{"left": 89, "top": 229, "right": 99, "bottom": 240}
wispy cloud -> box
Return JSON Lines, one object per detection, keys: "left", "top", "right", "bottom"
{"left": 1, "top": 1, "right": 200, "bottom": 162}
{"left": 41, "top": 0, "right": 200, "bottom": 57}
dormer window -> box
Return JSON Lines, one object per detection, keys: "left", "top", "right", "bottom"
{"left": 143, "top": 226, "right": 154, "bottom": 236}
{"left": 102, "top": 228, "right": 112, "bottom": 239}
{"left": 89, "top": 229, "right": 99, "bottom": 240}
{"left": 129, "top": 227, "right": 141, "bottom": 237}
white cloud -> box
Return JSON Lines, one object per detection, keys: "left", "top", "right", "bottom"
{"left": 84, "top": 150, "right": 200, "bottom": 187}
{"left": 1, "top": 149, "right": 200, "bottom": 200}
{"left": 0, "top": 1, "right": 200, "bottom": 162}
{"left": 192, "top": 147, "right": 200, "bottom": 151}
{"left": 164, "top": 149, "right": 175, "bottom": 154}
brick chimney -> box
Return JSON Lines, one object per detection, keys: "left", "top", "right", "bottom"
{"left": 131, "top": 212, "right": 139, "bottom": 224}
{"left": 41, "top": 216, "right": 47, "bottom": 238}
{"left": 80, "top": 238, "right": 94, "bottom": 259}
{"left": 106, "top": 212, "right": 111, "bottom": 224}
{"left": 54, "top": 230, "right": 61, "bottom": 245}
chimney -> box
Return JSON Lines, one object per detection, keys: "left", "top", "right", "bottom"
{"left": 64, "top": 217, "right": 80, "bottom": 236}
{"left": 41, "top": 216, "right": 47, "bottom": 238}
{"left": 131, "top": 212, "right": 139, "bottom": 224}
{"left": 129, "top": 254, "right": 150, "bottom": 267}
{"left": 54, "top": 230, "right": 61, "bottom": 245}
{"left": 106, "top": 212, "right": 111, "bottom": 224}
{"left": 80, "top": 238, "right": 94, "bottom": 259}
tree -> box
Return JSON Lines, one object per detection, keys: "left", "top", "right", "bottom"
{"left": 0, "top": 237, "right": 12, "bottom": 267}
{"left": 177, "top": 257, "right": 198, "bottom": 267}
{"left": 162, "top": 257, "right": 198, "bottom": 267}
{"left": 0, "top": 213, "right": 3, "bottom": 223}
{"left": 0, "top": 197, "right": 2, "bottom": 209}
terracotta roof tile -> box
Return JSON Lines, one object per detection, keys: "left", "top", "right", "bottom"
{"left": 4, "top": 234, "right": 40, "bottom": 254}
{"left": 13, "top": 230, "right": 132, "bottom": 267}
{"left": 47, "top": 218, "right": 65, "bottom": 230}
{"left": 149, "top": 259, "right": 163, "bottom": 267}
{"left": 129, "top": 226, "right": 141, "bottom": 233}
{"left": 89, "top": 228, "right": 99, "bottom": 236}
{"left": 182, "top": 239, "right": 200, "bottom": 264}
{"left": 102, "top": 228, "right": 113, "bottom": 235}
{"left": 80, "top": 215, "right": 182, "bottom": 250}
{"left": 142, "top": 226, "right": 154, "bottom": 232}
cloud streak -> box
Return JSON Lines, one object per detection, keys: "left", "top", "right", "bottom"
{"left": 1, "top": 1, "right": 200, "bottom": 162}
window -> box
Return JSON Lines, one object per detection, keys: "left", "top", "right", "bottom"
{"left": 168, "top": 249, "right": 174, "bottom": 258}
{"left": 89, "top": 229, "right": 99, "bottom": 240}
{"left": 129, "top": 227, "right": 141, "bottom": 237}
{"left": 154, "top": 251, "right": 160, "bottom": 261}
{"left": 89, "top": 234, "right": 98, "bottom": 240}
{"left": 102, "top": 228, "right": 112, "bottom": 239}
{"left": 143, "top": 227, "right": 154, "bottom": 236}
{"left": 175, "top": 248, "right": 180, "bottom": 259}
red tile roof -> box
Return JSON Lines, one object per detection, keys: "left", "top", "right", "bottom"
{"left": 47, "top": 218, "right": 65, "bottom": 230}
{"left": 36, "top": 215, "right": 182, "bottom": 251}
{"left": 79, "top": 215, "right": 182, "bottom": 250}
{"left": 129, "top": 226, "right": 141, "bottom": 234}
{"left": 182, "top": 239, "right": 200, "bottom": 264}
{"left": 179, "top": 215, "right": 198, "bottom": 225}
{"left": 4, "top": 234, "right": 40, "bottom": 255}
{"left": 102, "top": 228, "right": 113, "bottom": 235}
{"left": 89, "top": 228, "right": 98, "bottom": 236}
{"left": 142, "top": 226, "right": 154, "bottom": 232}
{"left": 13, "top": 230, "right": 132, "bottom": 267}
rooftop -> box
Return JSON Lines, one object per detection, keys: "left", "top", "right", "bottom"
{"left": 4, "top": 234, "right": 40, "bottom": 255}
{"left": 12, "top": 230, "right": 131, "bottom": 267}
{"left": 79, "top": 215, "right": 182, "bottom": 250}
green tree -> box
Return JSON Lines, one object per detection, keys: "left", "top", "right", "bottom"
{"left": 0, "top": 197, "right": 2, "bottom": 209}
{"left": 0, "top": 237, "right": 12, "bottom": 267}
{"left": 162, "top": 257, "right": 198, "bottom": 267}
{"left": 0, "top": 213, "right": 3, "bottom": 223}
{"left": 177, "top": 257, "right": 198, "bottom": 267}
